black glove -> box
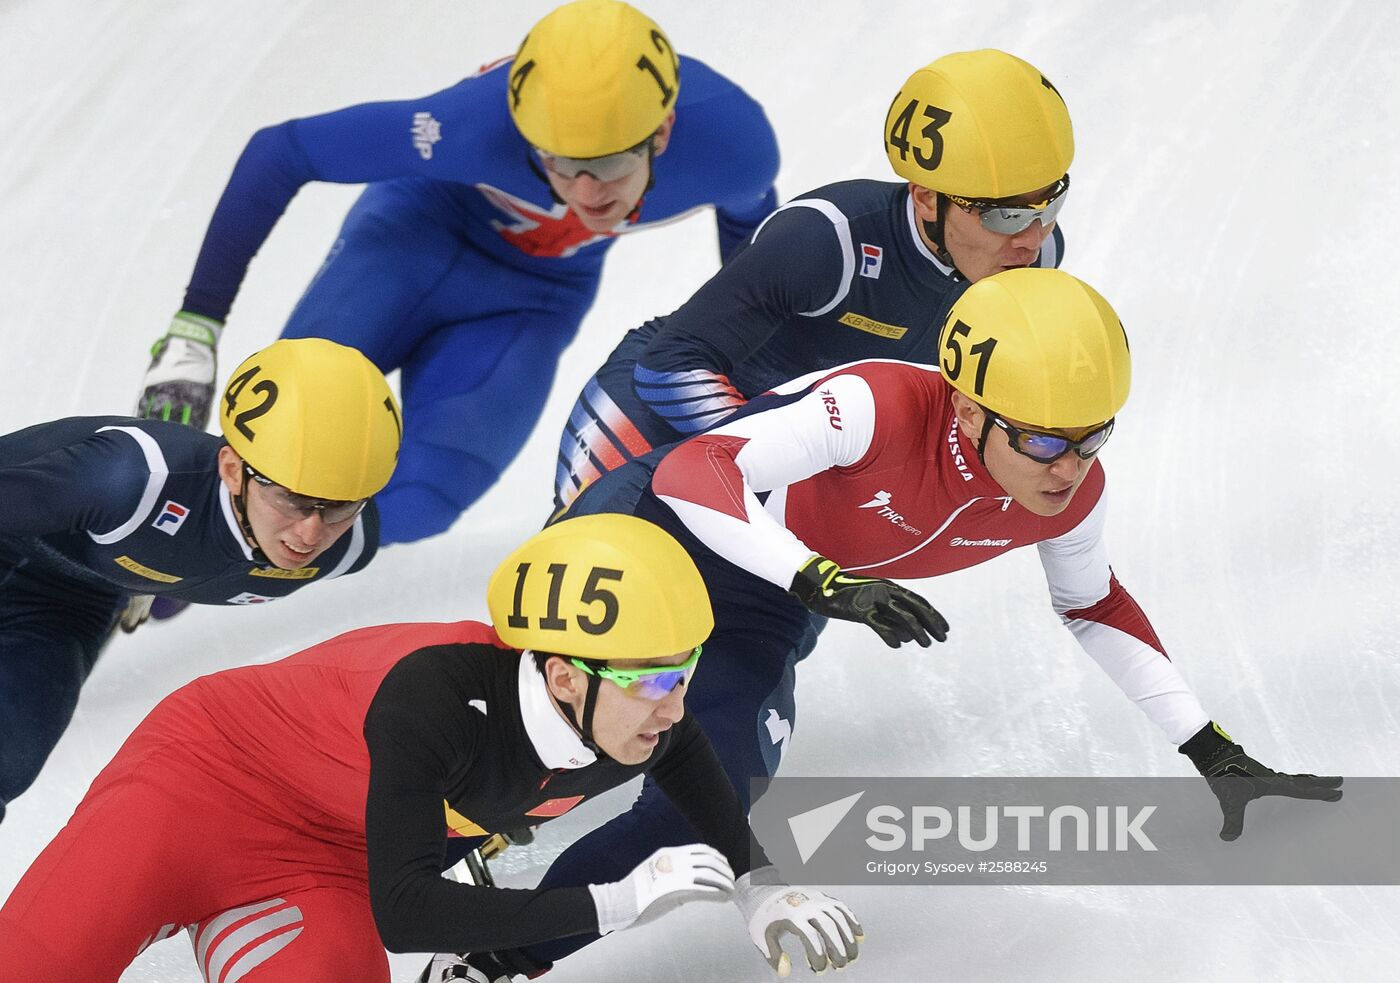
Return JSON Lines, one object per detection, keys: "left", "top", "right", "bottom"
{"left": 1179, "top": 721, "right": 1342, "bottom": 841}
{"left": 466, "top": 947, "right": 552, "bottom": 981}
{"left": 789, "top": 555, "right": 948, "bottom": 648}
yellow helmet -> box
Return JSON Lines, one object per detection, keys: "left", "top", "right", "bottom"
{"left": 220, "top": 338, "right": 401, "bottom": 501}
{"left": 885, "top": 50, "right": 1073, "bottom": 200}
{"left": 940, "top": 268, "right": 1130, "bottom": 428}
{"left": 488, "top": 514, "right": 713, "bottom": 661}
{"left": 508, "top": 0, "right": 680, "bottom": 158}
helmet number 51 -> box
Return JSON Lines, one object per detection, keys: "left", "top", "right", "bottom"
{"left": 942, "top": 319, "right": 998, "bottom": 397}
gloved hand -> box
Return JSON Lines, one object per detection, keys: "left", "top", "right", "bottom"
{"left": 789, "top": 554, "right": 948, "bottom": 648}
{"left": 416, "top": 955, "right": 496, "bottom": 983}
{"left": 1180, "top": 721, "right": 1343, "bottom": 841}
{"left": 137, "top": 311, "right": 223, "bottom": 428}
{"left": 416, "top": 939, "right": 550, "bottom": 983}
{"left": 733, "top": 867, "right": 863, "bottom": 977}
{"left": 118, "top": 594, "right": 154, "bottom": 634}
{"left": 588, "top": 844, "right": 736, "bottom": 934}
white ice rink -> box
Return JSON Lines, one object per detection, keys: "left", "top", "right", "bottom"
{"left": 3, "top": 1, "right": 1399, "bottom": 980}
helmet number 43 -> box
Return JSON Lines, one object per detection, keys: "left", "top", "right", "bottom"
{"left": 508, "top": 561, "right": 624, "bottom": 636}
{"left": 888, "top": 99, "right": 952, "bottom": 171}
{"left": 223, "top": 364, "right": 279, "bottom": 442}
{"left": 942, "top": 319, "right": 998, "bottom": 397}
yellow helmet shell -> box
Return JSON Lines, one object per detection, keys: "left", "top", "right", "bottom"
{"left": 509, "top": 0, "right": 680, "bottom": 158}
{"left": 219, "top": 338, "right": 401, "bottom": 501}
{"left": 940, "top": 268, "right": 1130, "bottom": 428}
{"left": 885, "top": 49, "right": 1073, "bottom": 199}
{"left": 489, "top": 514, "right": 713, "bottom": 661}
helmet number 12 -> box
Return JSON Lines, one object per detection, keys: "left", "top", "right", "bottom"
{"left": 508, "top": 562, "right": 624, "bottom": 636}
{"left": 942, "top": 319, "right": 998, "bottom": 397}
{"left": 636, "top": 30, "right": 677, "bottom": 107}
{"left": 888, "top": 99, "right": 952, "bottom": 171}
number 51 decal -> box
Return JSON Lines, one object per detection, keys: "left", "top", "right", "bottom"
{"left": 942, "top": 319, "right": 998, "bottom": 397}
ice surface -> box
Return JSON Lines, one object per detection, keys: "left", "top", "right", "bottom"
{"left": 2, "top": 1, "right": 1398, "bottom": 980}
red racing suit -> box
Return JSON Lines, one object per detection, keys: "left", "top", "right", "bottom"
{"left": 650, "top": 359, "right": 1210, "bottom": 744}
{"left": 0, "top": 621, "right": 754, "bottom": 982}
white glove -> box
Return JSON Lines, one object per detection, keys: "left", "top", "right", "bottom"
{"left": 588, "top": 844, "right": 736, "bottom": 935}
{"left": 733, "top": 867, "right": 863, "bottom": 977}
{"left": 415, "top": 953, "right": 498, "bottom": 983}
{"left": 137, "top": 311, "right": 222, "bottom": 429}
{"left": 118, "top": 594, "right": 154, "bottom": 633}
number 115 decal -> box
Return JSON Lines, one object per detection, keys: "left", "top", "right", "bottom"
{"left": 508, "top": 562, "right": 623, "bottom": 636}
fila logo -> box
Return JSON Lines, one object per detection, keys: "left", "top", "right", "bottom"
{"left": 859, "top": 491, "right": 891, "bottom": 509}
{"left": 152, "top": 500, "right": 190, "bottom": 536}
{"left": 411, "top": 111, "right": 442, "bottom": 160}
{"left": 819, "top": 388, "right": 843, "bottom": 431}
{"left": 860, "top": 243, "right": 883, "bottom": 279}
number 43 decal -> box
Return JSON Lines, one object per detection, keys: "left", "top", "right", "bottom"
{"left": 888, "top": 98, "right": 952, "bottom": 171}
{"left": 509, "top": 562, "right": 623, "bottom": 636}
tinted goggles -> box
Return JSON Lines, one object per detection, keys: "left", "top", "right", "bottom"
{"left": 991, "top": 414, "right": 1115, "bottom": 464}
{"left": 570, "top": 645, "right": 702, "bottom": 701}
{"left": 243, "top": 464, "right": 368, "bottom": 524}
{"left": 535, "top": 137, "right": 652, "bottom": 182}
{"left": 947, "top": 174, "right": 1070, "bottom": 235}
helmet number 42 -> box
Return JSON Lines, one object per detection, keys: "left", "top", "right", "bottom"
{"left": 224, "top": 364, "right": 279, "bottom": 442}
{"left": 888, "top": 99, "right": 952, "bottom": 171}
{"left": 508, "top": 561, "right": 624, "bottom": 636}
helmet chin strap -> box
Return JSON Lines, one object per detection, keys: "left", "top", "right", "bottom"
{"left": 231, "top": 468, "right": 272, "bottom": 567}
{"left": 554, "top": 672, "right": 604, "bottom": 757}
{"left": 974, "top": 410, "right": 997, "bottom": 467}
{"left": 920, "top": 193, "right": 967, "bottom": 281}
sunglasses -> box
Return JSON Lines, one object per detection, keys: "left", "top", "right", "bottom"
{"left": 570, "top": 645, "right": 702, "bottom": 701}
{"left": 946, "top": 174, "right": 1070, "bottom": 235}
{"left": 535, "top": 136, "right": 653, "bottom": 182}
{"left": 989, "top": 414, "right": 1114, "bottom": 464}
{"left": 243, "top": 464, "right": 368, "bottom": 524}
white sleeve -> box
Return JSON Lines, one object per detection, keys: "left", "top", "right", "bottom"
{"left": 1038, "top": 493, "right": 1211, "bottom": 745}
{"left": 654, "top": 374, "right": 876, "bottom": 589}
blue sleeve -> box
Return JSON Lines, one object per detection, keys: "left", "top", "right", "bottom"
{"left": 0, "top": 426, "right": 150, "bottom": 539}
{"left": 182, "top": 76, "right": 500, "bottom": 321}
{"left": 632, "top": 204, "right": 844, "bottom": 434}
{"left": 709, "top": 105, "right": 778, "bottom": 261}
{"left": 665, "top": 57, "right": 779, "bottom": 263}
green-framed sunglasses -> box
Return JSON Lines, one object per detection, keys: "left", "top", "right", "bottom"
{"left": 570, "top": 645, "right": 702, "bottom": 700}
